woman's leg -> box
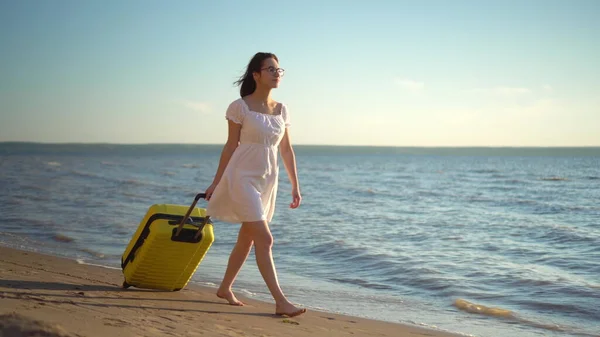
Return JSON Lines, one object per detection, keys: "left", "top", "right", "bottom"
{"left": 244, "top": 220, "right": 306, "bottom": 317}
{"left": 216, "top": 224, "right": 254, "bottom": 306}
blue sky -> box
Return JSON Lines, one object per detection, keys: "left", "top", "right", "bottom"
{"left": 1, "top": 0, "right": 599, "bottom": 146}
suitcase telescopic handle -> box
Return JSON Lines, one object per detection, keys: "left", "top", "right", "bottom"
{"left": 175, "top": 193, "right": 210, "bottom": 237}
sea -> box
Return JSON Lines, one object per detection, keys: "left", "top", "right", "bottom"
{"left": 0, "top": 142, "right": 598, "bottom": 337}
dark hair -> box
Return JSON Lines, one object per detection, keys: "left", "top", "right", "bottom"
{"left": 234, "top": 52, "right": 278, "bottom": 97}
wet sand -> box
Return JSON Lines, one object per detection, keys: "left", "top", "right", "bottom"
{"left": 0, "top": 246, "right": 460, "bottom": 337}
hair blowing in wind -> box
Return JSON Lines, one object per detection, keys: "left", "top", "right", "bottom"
{"left": 234, "top": 52, "right": 279, "bottom": 97}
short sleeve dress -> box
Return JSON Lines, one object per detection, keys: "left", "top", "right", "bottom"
{"left": 206, "top": 98, "right": 291, "bottom": 223}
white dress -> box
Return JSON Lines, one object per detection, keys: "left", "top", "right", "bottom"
{"left": 206, "top": 98, "right": 291, "bottom": 223}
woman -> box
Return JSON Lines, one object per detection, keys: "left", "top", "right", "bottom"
{"left": 204, "top": 52, "right": 306, "bottom": 318}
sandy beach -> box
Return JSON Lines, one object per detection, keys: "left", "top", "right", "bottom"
{"left": 0, "top": 246, "right": 461, "bottom": 337}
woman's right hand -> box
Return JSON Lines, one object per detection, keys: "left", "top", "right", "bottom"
{"left": 205, "top": 182, "right": 217, "bottom": 201}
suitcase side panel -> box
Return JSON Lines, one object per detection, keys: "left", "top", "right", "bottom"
{"left": 174, "top": 223, "right": 214, "bottom": 289}
{"left": 121, "top": 204, "right": 160, "bottom": 265}
{"left": 121, "top": 204, "right": 205, "bottom": 269}
{"left": 122, "top": 219, "right": 214, "bottom": 291}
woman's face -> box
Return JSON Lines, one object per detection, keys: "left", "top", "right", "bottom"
{"left": 254, "top": 57, "right": 284, "bottom": 89}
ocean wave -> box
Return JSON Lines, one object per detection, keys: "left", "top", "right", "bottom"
{"left": 585, "top": 282, "right": 600, "bottom": 289}
{"left": 67, "top": 170, "right": 126, "bottom": 188}
{"left": 540, "top": 176, "right": 568, "bottom": 181}
{"left": 501, "top": 178, "right": 525, "bottom": 184}
{"left": 8, "top": 193, "right": 49, "bottom": 203}
{"left": 534, "top": 224, "right": 599, "bottom": 245}
{"left": 119, "top": 178, "right": 178, "bottom": 190}
{"left": 485, "top": 184, "right": 518, "bottom": 192}
{"left": 471, "top": 169, "right": 501, "bottom": 174}
{"left": 308, "top": 240, "right": 392, "bottom": 265}
{"left": 79, "top": 248, "right": 106, "bottom": 259}
{"left": 3, "top": 217, "right": 58, "bottom": 231}
{"left": 100, "top": 161, "right": 121, "bottom": 166}
{"left": 75, "top": 259, "right": 120, "bottom": 270}
{"left": 416, "top": 189, "right": 445, "bottom": 197}
{"left": 70, "top": 169, "right": 105, "bottom": 179}
{"left": 121, "top": 191, "right": 153, "bottom": 200}
{"left": 503, "top": 198, "right": 598, "bottom": 215}
{"left": 15, "top": 183, "right": 49, "bottom": 192}
{"left": 52, "top": 234, "right": 75, "bottom": 243}
{"left": 330, "top": 277, "right": 393, "bottom": 290}
{"left": 505, "top": 198, "right": 537, "bottom": 206}
{"left": 388, "top": 275, "right": 453, "bottom": 292}
{"left": 517, "top": 299, "right": 600, "bottom": 322}
{"left": 465, "top": 195, "right": 493, "bottom": 203}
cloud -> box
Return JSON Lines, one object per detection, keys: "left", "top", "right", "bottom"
{"left": 394, "top": 78, "right": 425, "bottom": 93}
{"left": 502, "top": 98, "right": 558, "bottom": 118}
{"left": 542, "top": 84, "right": 553, "bottom": 92}
{"left": 446, "top": 98, "right": 560, "bottom": 127}
{"left": 470, "top": 86, "right": 532, "bottom": 96}
{"left": 182, "top": 100, "right": 211, "bottom": 113}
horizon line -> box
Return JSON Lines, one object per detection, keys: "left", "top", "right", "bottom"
{"left": 1, "top": 141, "right": 599, "bottom": 149}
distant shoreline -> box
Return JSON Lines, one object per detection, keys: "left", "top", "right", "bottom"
{"left": 2, "top": 142, "right": 599, "bottom": 157}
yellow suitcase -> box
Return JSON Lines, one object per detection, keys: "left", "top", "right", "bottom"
{"left": 120, "top": 193, "right": 214, "bottom": 291}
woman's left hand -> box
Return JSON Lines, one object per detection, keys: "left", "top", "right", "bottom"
{"left": 290, "top": 187, "right": 302, "bottom": 209}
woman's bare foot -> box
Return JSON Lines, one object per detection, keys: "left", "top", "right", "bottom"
{"left": 275, "top": 301, "right": 307, "bottom": 317}
{"left": 216, "top": 289, "right": 244, "bottom": 306}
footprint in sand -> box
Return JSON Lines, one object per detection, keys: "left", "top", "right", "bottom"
{"left": 142, "top": 326, "right": 177, "bottom": 336}
{"left": 281, "top": 319, "right": 300, "bottom": 325}
{"left": 103, "top": 318, "right": 130, "bottom": 327}
{"left": 214, "top": 323, "right": 247, "bottom": 335}
{"left": 157, "top": 315, "right": 177, "bottom": 323}
{"left": 0, "top": 313, "right": 71, "bottom": 336}
{"left": 67, "top": 291, "right": 85, "bottom": 297}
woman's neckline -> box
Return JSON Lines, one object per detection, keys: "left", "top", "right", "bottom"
{"left": 240, "top": 98, "right": 282, "bottom": 117}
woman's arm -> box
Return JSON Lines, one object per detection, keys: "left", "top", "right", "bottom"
{"left": 279, "top": 128, "right": 301, "bottom": 208}
{"left": 205, "top": 120, "right": 241, "bottom": 200}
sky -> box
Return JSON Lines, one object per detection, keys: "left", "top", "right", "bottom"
{"left": 1, "top": 0, "right": 599, "bottom": 147}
